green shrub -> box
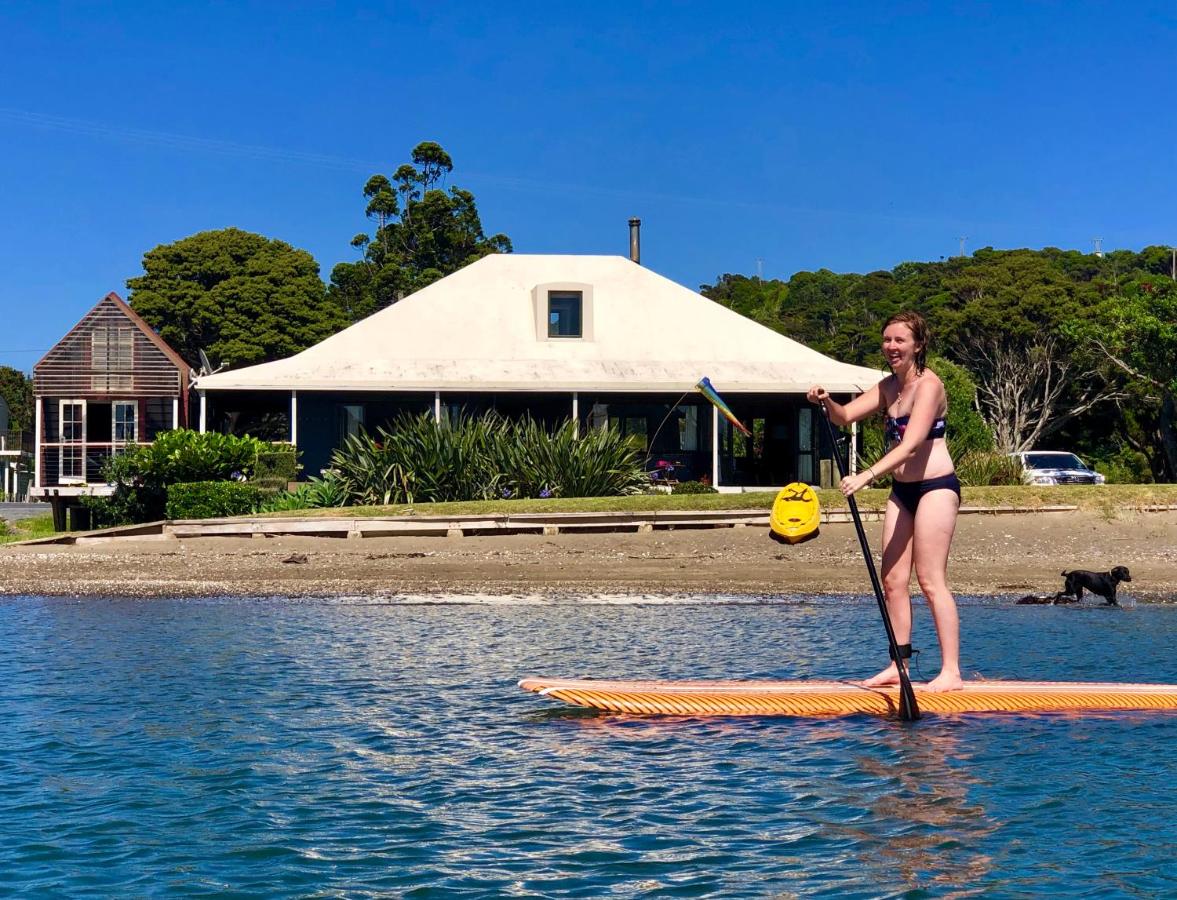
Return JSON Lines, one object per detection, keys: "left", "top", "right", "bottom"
{"left": 955, "top": 450, "right": 1024, "bottom": 486}
{"left": 259, "top": 472, "right": 350, "bottom": 511}
{"left": 1089, "top": 447, "right": 1152, "bottom": 484}
{"left": 253, "top": 445, "right": 301, "bottom": 493}
{"left": 105, "top": 429, "right": 269, "bottom": 487}
{"left": 672, "top": 480, "right": 718, "bottom": 494}
{"left": 260, "top": 486, "right": 312, "bottom": 512}
{"left": 166, "top": 481, "right": 263, "bottom": 520}
{"left": 99, "top": 429, "right": 272, "bottom": 524}
{"left": 326, "top": 411, "right": 647, "bottom": 505}
{"left": 78, "top": 491, "right": 139, "bottom": 527}
{"left": 503, "top": 417, "right": 647, "bottom": 500}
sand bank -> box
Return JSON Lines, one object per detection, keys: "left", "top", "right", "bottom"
{"left": 2, "top": 509, "right": 1174, "bottom": 600}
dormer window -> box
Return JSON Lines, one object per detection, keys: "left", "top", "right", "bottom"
{"left": 533, "top": 281, "right": 593, "bottom": 341}
{"left": 548, "top": 291, "right": 583, "bottom": 338}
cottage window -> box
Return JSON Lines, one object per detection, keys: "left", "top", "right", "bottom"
{"left": 91, "top": 327, "right": 134, "bottom": 391}
{"left": 547, "top": 292, "right": 583, "bottom": 338}
{"left": 113, "top": 402, "right": 137, "bottom": 444}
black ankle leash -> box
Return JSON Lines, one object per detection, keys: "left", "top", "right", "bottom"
{"left": 889, "top": 643, "right": 925, "bottom": 679}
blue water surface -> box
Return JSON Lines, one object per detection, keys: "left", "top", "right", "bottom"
{"left": 1, "top": 594, "right": 1174, "bottom": 898}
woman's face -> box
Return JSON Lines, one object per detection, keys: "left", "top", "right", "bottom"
{"left": 882, "top": 323, "right": 920, "bottom": 371}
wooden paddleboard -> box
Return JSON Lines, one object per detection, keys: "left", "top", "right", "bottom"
{"left": 519, "top": 677, "right": 1177, "bottom": 717}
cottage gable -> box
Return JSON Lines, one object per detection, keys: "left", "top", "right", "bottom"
{"left": 33, "top": 292, "right": 188, "bottom": 398}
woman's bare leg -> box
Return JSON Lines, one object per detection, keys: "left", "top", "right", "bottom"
{"left": 913, "top": 489, "right": 963, "bottom": 691}
{"left": 861, "top": 496, "right": 915, "bottom": 687}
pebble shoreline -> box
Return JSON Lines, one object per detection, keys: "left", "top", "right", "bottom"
{"left": 2, "top": 509, "right": 1175, "bottom": 601}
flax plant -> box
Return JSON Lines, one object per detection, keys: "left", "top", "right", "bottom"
{"left": 308, "top": 411, "right": 646, "bottom": 507}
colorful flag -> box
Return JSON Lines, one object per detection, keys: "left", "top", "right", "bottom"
{"left": 695, "top": 377, "right": 752, "bottom": 436}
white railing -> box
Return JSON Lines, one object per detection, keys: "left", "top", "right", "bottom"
{"left": 0, "top": 431, "right": 33, "bottom": 455}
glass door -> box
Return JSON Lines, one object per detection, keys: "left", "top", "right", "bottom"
{"left": 59, "top": 400, "right": 86, "bottom": 483}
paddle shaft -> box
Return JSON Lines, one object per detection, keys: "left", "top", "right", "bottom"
{"left": 820, "top": 403, "right": 921, "bottom": 722}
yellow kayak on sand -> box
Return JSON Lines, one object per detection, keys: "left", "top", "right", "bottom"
{"left": 769, "top": 482, "right": 821, "bottom": 544}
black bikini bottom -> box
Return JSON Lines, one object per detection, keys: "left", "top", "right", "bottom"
{"left": 890, "top": 473, "right": 962, "bottom": 515}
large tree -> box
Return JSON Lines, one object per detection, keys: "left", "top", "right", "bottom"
{"left": 127, "top": 228, "right": 347, "bottom": 369}
{"left": 329, "top": 141, "right": 512, "bottom": 321}
{"left": 1079, "top": 265, "right": 1177, "bottom": 478}
{"left": 0, "top": 366, "right": 33, "bottom": 431}
{"left": 934, "top": 250, "right": 1122, "bottom": 452}
{"left": 699, "top": 245, "right": 1177, "bottom": 478}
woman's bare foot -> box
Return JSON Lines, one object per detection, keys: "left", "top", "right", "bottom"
{"left": 860, "top": 662, "right": 906, "bottom": 688}
{"left": 924, "top": 671, "right": 964, "bottom": 692}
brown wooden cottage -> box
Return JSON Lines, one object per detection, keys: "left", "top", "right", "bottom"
{"left": 32, "top": 292, "right": 189, "bottom": 517}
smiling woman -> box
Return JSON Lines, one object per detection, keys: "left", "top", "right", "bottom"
{"left": 807, "top": 311, "right": 963, "bottom": 692}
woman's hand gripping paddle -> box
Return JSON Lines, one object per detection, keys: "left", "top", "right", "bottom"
{"left": 819, "top": 403, "right": 921, "bottom": 722}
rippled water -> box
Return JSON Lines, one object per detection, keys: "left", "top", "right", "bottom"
{"left": 1, "top": 594, "right": 1174, "bottom": 897}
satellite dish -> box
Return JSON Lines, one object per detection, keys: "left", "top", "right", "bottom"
{"left": 196, "top": 348, "right": 225, "bottom": 377}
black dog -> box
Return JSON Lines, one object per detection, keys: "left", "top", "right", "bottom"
{"left": 1016, "top": 566, "right": 1132, "bottom": 605}
{"left": 1059, "top": 566, "right": 1132, "bottom": 606}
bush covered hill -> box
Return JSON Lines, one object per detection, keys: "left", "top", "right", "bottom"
{"left": 702, "top": 245, "right": 1176, "bottom": 482}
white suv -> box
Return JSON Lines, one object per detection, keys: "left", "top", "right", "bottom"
{"left": 1010, "top": 451, "right": 1106, "bottom": 485}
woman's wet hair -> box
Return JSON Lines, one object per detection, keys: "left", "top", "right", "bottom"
{"left": 883, "top": 311, "right": 929, "bottom": 373}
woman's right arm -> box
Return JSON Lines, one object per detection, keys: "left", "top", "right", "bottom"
{"left": 806, "top": 381, "right": 884, "bottom": 426}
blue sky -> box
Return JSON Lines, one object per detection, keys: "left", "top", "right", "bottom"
{"left": 2, "top": 1, "right": 1175, "bottom": 373}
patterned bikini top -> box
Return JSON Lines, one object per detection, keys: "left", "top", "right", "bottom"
{"left": 884, "top": 414, "right": 947, "bottom": 447}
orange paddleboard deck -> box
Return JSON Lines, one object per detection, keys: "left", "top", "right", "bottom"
{"left": 518, "top": 677, "right": 1177, "bottom": 717}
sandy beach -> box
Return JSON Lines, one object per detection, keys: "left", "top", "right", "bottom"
{"left": 2, "top": 509, "right": 1175, "bottom": 600}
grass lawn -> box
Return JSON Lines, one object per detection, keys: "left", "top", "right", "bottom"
{"left": 0, "top": 514, "right": 57, "bottom": 544}
{"left": 254, "top": 484, "right": 1177, "bottom": 520}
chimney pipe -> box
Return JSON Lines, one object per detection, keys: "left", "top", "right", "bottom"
{"left": 628, "top": 217, "right": 641, "bottom": 264}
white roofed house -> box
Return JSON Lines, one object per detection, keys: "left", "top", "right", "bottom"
{"left": 195, "top": 242, "right": 880, "bottom": 491}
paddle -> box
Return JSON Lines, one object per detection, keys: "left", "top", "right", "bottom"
{"left": 819, "top": 403, "right": 921, "bottom": 722}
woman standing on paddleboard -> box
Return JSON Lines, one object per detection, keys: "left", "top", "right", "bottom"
{"left": 807, "top": 311, "right": 963, "bottom": 692}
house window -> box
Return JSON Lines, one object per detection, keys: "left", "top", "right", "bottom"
{"left": 797, "top": 407, "right": 816, "bottom": 484}
{"left": 113, "top": 402, "right": 137, "bottom": 445}
{"left": 679, "top": 406, "right": 699, "bottom": 451}
{"left": 340, "top": 404, "right": 365, "bottom": 442}
{"left": 91, "top": 327, "right": 134, "bottom": 391}
{"left": 609, "top": 415, "right": 648, "bottom": 451}
{"left": 548, "top": 292, "right": 583, "bottom": 338}
{"left": 588, "top": 403, "right": 609, "bottom": 431}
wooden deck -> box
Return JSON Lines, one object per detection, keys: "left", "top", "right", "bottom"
{"left": 17, "top": 504, "right": 1081, "bottom": 545}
